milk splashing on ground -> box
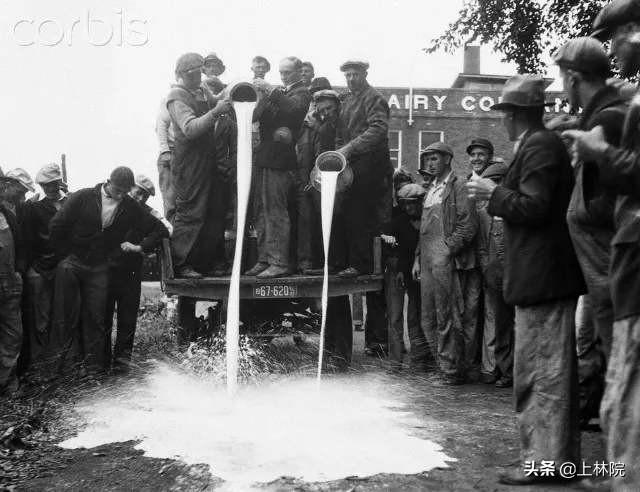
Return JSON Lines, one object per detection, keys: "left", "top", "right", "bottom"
{"left": 60, "top": 364, "right": 453, "bottom": 488}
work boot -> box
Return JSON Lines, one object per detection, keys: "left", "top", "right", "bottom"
{"left": 257, "top": 265, "right": 288, "bottom": 279}
{"left": 245, "top": 262, "right": 269, "bottom": 276}
{"left": 176, "top": 266, "right": 203, "bottom": 279}
{"left": 495, "top": 376, "right": 513, "bottom": 388}
{"left": 337, "top": 267, "right": 360, "bottom": 278}
{"left": 480, "top": 372, "right": 498, "bottom": 384}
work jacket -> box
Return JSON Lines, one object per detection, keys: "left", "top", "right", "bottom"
{"left": 441, "top": 174, "right": 478, "bottom": 271}
{"left": 50, "top": 184, "right": 168, "bottom": 267}
{"left": 488, "top": 126, "right": 586, "bottom": 306}
{"left": 593, "top": 84, "right": 640, "bottom": 319}
{"left": 337, "top": 82, "right": 393, "bottom": 184}
{"left": 23, "top": 195, "right": 67, "bottom": 278}
{"left": 567, "top": 85, "right": 626, "bottom": 308}
{"left": 477, "top": 206, "right": 505, "bottom": 290}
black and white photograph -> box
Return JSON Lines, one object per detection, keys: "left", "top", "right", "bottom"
{"left": 0, "top": 0, "right": 638, "bottom": 490}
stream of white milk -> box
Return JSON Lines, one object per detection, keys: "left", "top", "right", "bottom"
{"left": 226, "top": 101, "right": 256, "bottom": 395}
{"left": 316, "top": 171, "right": 340, "bottom": 382}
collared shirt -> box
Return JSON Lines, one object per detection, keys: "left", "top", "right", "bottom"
{"left": 513, "top": 130, "right": 528, "bottom": 154}
{"left": 101, "top": 185, "right": 120, "bottom": 229}
{"left": 423, "top": 171, "right": 453, "bottom": 208}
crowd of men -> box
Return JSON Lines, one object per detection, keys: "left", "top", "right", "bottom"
{"left": 0, "top": 164, "right": 170, "bottom": 392}
{"left": 1, "top": 0, "right": 640, "bottom": 488}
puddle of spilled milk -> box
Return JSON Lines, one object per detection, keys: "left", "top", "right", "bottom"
{"left": 60, "top": 364, "right": 454, "bottom": 487}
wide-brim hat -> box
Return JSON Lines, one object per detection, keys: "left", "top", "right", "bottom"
{"left": 491, "top": 74, "right": 555, "bottom": 110}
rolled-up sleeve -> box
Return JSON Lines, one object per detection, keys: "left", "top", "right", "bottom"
{"left": 168, "top": 100, "right": 216, "bottom": 140}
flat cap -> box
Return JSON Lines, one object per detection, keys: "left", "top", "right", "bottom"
{"left": 554, "top": 37, "right": 611, "bottom": 78}
{"left": 397, "top": 183, "right": 426, "bottom": 201}
{"left": 421, "top": 142, "right": 454, "bottom": 158}
{"left": 36, "top": 163, "right": 63, "bottom": 185}
{"left": 482, "top": 161, "right": 509, "bottom": 179}
{"left": 135, "top": 174, "right": 156, "bottom": 197}
{"left": 592, "top": 0, "right": 640, "bottom": 41}
{"left": 4, "top": 168, "right": 35, "bottom": 192}
{"left": 340, "top": 60, "right": 369, "bottom": 72}
{"left": 175, "top": 53, "right": 204, "bottom": 74}
{"left": 313, "top": 89, "right": 341, "bottom": 103}
{"left": 466, "top": 138, "right": 494, "bottom": 155}
{"left": 309, "top": 77, "right": 332, "bottom": 94}
{"left": 491, "top": 74, "right": 554, "bottom": 110}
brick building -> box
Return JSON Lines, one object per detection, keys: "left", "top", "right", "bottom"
{"left": 376, "top": 46, "right": 569, "bottom": 176}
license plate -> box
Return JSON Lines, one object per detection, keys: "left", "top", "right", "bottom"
{"left": 253, "top": 284, "right": 298, "bottom": 298}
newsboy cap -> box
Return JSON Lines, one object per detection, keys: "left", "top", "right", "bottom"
{"left": 36, "top": 163, "right": 63, "bottom": 185}
{"left": 592, "top": 0, "right": 640, "bottom": 41}
{"left": 466, "top": 138, "right": 494, "bottom": 156}
{"left": 4, "top": 168, "right": 35, "bottom": 192}
{"left": 491, "top": 74, "right": 554, "bottom": 110}
{"left": 421, "top": 142, "right": 454, "bottom": 159}
{"left": 313, "top": 89, "right": 341, "bottom": 104}
{"left": 175, "top": 53, "right": 204, "bottom": 74}
{"left": 554, "top": 37, "right": 611, "bottom": 78}
{"left": 482, "top": 161, "right": 509, "bottom": 179}
{"left": 309, "top": 77, "right": 332, "bottom": 94}
{"left": 397, "top": 183, "right": 426, "bottom": 201}
{"left": 135, "top": 174, "right": 156, "bottom": 197}
{"left": 340, "top": 60, "right": 369, "bottom": 72}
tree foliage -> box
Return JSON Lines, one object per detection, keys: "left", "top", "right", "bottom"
{"left": 426, "top": 0, "right": 608, "bottom": 73}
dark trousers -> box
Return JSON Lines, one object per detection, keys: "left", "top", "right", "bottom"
{"left": 0, "top": 274, "right": 23, "bottom": 387}
{"left": 105, "top": 267, "right": 142, "bottom": 365}
{"left": 51, "top": 256, "right": 109, "bottom": 371}
{"left": 385, "top": 264, "right": 423, "bottom": 368}
{"left": 343, "top": 178, "right": 384, "bottom": 274}
{"left": 324, "top": 295, "right": 353, "bottom": 369}
{"left": 254, "top": 167, "right": 297, "bottom": 268}
{"left": 297, "top": 187, "right": 347, "bottom": 270}
{"left": 21, "top": 267, "right": 55, "bottom": 373}
{"left": 364, "top": 291, "right": 388, "bottom": 347}
{"left": 481, "top": 283, "right": 514, "bottom": 378}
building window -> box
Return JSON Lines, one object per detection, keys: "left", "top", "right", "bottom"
{"left": 389, "top": 130, "right": 402, "bottom": 169}
{"left": 418, "top": 131, "right": 444, "bottom": 164}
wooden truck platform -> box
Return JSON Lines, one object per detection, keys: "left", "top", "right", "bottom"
{"left": 160, "top": 238, "right": 384, "bottom": 301}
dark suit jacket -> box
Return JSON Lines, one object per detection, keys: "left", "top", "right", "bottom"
{"left": 255, "top": 80, "right": 311, "bottom": 170}
{"left": 488, "top": 126, "right": 586, "bottom": 306}
{"left": 50, "top": 184, "right": 168, "bottom": 267}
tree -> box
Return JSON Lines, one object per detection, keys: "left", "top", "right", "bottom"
{"left": 426, "top": 0, "right": 608, "bottom": 73}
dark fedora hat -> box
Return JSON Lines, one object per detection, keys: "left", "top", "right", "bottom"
{"left": 491, "top": 74, "right": 554, "bottom": 111}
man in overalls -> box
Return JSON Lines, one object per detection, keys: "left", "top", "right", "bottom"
{"left": 412, "top": 142, "right": 478, "bottom": 385}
